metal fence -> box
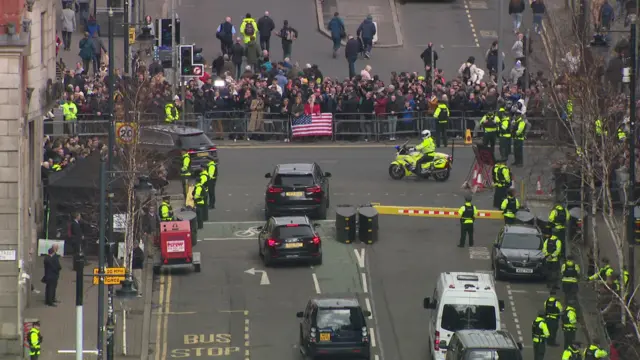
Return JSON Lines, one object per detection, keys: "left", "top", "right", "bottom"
{"left": 44, "top": 110, "right": 558, "bottom": 141}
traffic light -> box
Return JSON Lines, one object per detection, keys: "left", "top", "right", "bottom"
{"left": 179, "top": 45, "right": 204, "bottom": 77}
{"left": 157, "top": 18, "right": 181, "bottom": 48}
{"left": 193, "top": 47, "right": 204, "bottom": 64}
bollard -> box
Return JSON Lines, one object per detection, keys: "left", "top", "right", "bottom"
{"left": 335, "top": 206, "right": 357, "bottom": 244}
{"left": 175, "top": 209, "right": 198, "bottom": 246}
{"left": 358, "top": 206, "right": 379, "bottom": 244}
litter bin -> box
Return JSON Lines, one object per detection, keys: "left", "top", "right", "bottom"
{"left": 358, "top": 206, "right": 379, "bottom": 244}
{"left": 175, "top": 209, "right": 198, "bottom": 246}
{"left": 335, "top": 206, "right": 356, "bottom": 244}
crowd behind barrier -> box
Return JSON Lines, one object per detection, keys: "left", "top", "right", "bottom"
{"left": 45, "top": 110, "right": 558, "bottom": 141}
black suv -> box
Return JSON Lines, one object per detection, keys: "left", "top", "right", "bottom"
{"left": 257, "top": 216, "right": 322, "bottom": 266}
{"left": 443, "top": 330, "right": 522, "bottom": 360}
{"left": 264, "top": 163, "right": 331, "bottom": 219}
{"left": 138, "top": 125, "right": 218, "bottom": 178}
{"left": 297, "top": 296, "right": 372, "bottom": 360}
{"left": 492, "top": 224, "right": 546, "bottom": 281}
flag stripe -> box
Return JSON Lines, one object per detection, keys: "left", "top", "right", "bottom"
{"left": 291, "top": 113, "right": 333, "bottom": 137}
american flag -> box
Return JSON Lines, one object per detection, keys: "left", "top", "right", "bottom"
{"left": 291, "top": 113, "right": 333, "bottom": 137}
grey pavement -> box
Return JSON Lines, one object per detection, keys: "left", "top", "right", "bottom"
{"left": 320, "top": 0, "right": 403, "bottom": 46}
{"left": 148, "top": 146, "right": 572, "bottom": 360}
{"left": 25, "top": 256, "right": 148, "bottom": 359}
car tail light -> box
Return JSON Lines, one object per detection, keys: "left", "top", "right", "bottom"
{"left": 209, "top": 147, "right": 217, "bottom": 151}
{"left": 306, "top": 185, "right": 322, "bottom": 193}
{"left": 286, "top": 224, "right": 299, "bottom": 227}
{"left": 187, "top": 150, "right": 197, "bottom": 154}
{"left": 310, "top": 327, "right": 317, "bottom": 343}
{"left": 268, "top": 186, "right": 283, "bottom": 193}
{"left": 267, "top": 239, "right": 280, "bottom": 247}
{"left": 312, "top": 236, "right": 321, "bottom": 245}
{"left": 434, "top": 331, "right": 440, "bottom": 351}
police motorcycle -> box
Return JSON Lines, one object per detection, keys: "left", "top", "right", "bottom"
{"left": 388, "top": 140, "right": 452, "bottom": 181}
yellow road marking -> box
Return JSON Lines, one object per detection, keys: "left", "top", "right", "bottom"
{"left": 217, "top": 143, "right": 556, "bottom": 150}
{"left": 153, "top": 311, "right": 197, "bottom": 315}
{"left": 161, "top": 273, "right": 173, "bottom": 360}
{"left": 154, "top": 273, "right": 165, "bottom": 360}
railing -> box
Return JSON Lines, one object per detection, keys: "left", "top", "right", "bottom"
{"left": 44, "top": 110, "right": 559, "bottom": 141}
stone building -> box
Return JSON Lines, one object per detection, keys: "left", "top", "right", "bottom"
{"left": 0, "top": 0, "right": 57, "bottom": 356}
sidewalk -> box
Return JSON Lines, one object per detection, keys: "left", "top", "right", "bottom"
{"left": 25, "top": 255, "right": 151, "bottom": 359}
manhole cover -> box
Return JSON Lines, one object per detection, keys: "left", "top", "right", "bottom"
{"left": 479, "top": 30, "right": 498, "bottom": 38}
{"left": 468, "top": 0, "right": 489, "bottom": 9}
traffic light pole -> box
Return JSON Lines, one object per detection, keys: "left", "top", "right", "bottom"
{"left": 170, "top": 0, "right": 177, "bottom": 95}
{"left": 627, "top": 17, "right": 637, "bottom": 299}
{"left": 124, "top": 0, "right": 130, "bottom": 74}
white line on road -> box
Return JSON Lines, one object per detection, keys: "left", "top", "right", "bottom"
{"left": 509, "top": 289, "right": 528, "bottom": 293}
{"left": 361, "top": 273, "right": 369, "bottom": 293}
{"left": 202, "top": 237, "right": 256, "bottom": 241}
{"left": 369, "top": 327, "right": 377, "bottom": 347}
{"left": 365, "top": 298, "right": 373, "bottom": 319}
{"left": 312, "top": 273, "right": 321, "bottom": 294}
{"left": 536, "top": 290, "right": 549, "bottom": 294}
{"left": 354, "top": 248, "right": 366, "bottom": 268}
{"left": 244, "top": 315, "right": 251, "bottom": 360}
{"left": 57, "top": 350, "right": 99, "bottom": 354}
{"left": 505, "top": 284, "right": 525, "bottom": 343}
{"left": 374, "top": 355, "right": 380, "bottom": 360}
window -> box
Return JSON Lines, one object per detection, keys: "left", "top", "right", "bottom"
{"left": 465, "top": 349, "right": 520, "bottom": 360}
{"left": 316, "top": 308, "right": 363, "bottom": 331}
{"left": 274, "top": 225, "right": 314, "bottom": 239}
{"left": 274, "top": 174, "right": 315, "bottom": 187}
{"left": 501, "top": 233, "right": 542, "bottom": 250}
{"left": 440, "top": 304, "right": 497, "bottom": 332}
{"left": 41, "top": 12, "right": 46, "bottom": 64}
{"left": 179, "top": 133, "right": 213, "bottom": 149}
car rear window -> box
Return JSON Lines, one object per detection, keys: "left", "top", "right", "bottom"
{"left": 274, "top": 225, "right": 314, "bottom": 239}
{"left": 466, "top": 349, "right": 521, "bottom": 360}
{"left": 179, "top": 133, "right": 213, "bottom": 149}
{"left": 440, "top": 304, "right": 497, "bottom": 332}
{"left": 316, "top": 308, "right": 363, "bottom": 330}
{"left": 274, "top": 174, "right": 315, "bottom": 187}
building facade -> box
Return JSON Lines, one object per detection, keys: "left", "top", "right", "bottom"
{"left": 0, "top": 0, "right": 56, "bottom": 356}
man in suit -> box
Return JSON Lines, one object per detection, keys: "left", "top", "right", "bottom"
{"left": 70, "top": 212, "right": 84, "bottom": 270}
{"left": 43, "top": 245, "right": 61, "bottom": 306}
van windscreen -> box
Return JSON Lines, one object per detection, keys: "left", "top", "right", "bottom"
{"left": 466, "top": 349, "right": 520, "bottom": 360}
{"left": 440, "top": 304, "right": 497, "bottom": 332}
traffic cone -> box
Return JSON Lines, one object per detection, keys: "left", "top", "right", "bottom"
{"left": 536, "top": 176, "right": 544, "bottom": 195}
{"left": 472, "top": 172, "right": 484, "bottom": 193}
{"left": 464, "top": 129, "right": 472, "bottom": 144}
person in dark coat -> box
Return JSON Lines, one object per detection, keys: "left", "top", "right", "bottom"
{"left": 43, "top": 245, "right": 61, "bottom": 306}
{"left": 216, "top": 17, "right": 236, "bottom": 55}
{"left": 356, "top": 15, "right": 376, "bottom": 58}
{"left": 345, "top": 35, "right": 359, "bottom": 79}
{"left": 257, "top": 11, "right": 275, "bottom": 52}
{"left": 327, "top": 12, "right": 345, "bottom": 58}
{"left": 69, "top": 212, "right": 84, "bottom": 270}
{"left": 231, "top": 37, "right": 245, "bottom": 79}
{"left": 420, "top": 43, "right": 438, "bottom": 77}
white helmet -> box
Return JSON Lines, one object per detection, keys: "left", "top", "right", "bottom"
{"left": 421, "top": 130, "right": 431, "bottom": 139}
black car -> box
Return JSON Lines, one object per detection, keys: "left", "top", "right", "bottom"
{"left": 297, "top": 296, "right": 372, "bottom": 360}
{"left": 264, "top": 163, "right": 331, "bottom": 219}
{"left": 138, "top": 125, "right": 218, "bottom": 178}
{"left": 444, "top": 330, "right": 523, "bottom": 360}
{"left": 491, "top": 224, "right": 546, "bottom": 280}
{"left": 257, "top": 216, "right": 322, "bottom": 266}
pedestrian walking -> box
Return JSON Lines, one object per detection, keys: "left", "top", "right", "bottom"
{"left": 257, "top": 11, "right": 275, "bottom": 52}
{"left": 43, "top": 245, "right": 61, "bottom": 306}
{"left": 560, "top": 255, "right": 580, "bottom": 303}
{"left": 532, "top": 310, "right": 550, "bottom": 360}
{"left": 78, "top": 32, "right": 94, "bottom": 74}
{"left": 327, "top": 12, "right": 346, "bottom": 58}
{"left": 231, "top": 37, "right": 245, "bottom": 79}
{"left": 27, "top": 321, "right": 42, "bottom": 360}
{"left": 245, "top": 37, "right": 262, "bottom": 73}
{"left": 509, "top": 0, "right": 526, "bottom": 33}
{"left": 240, "top": 13, "right": 258, "bottom": 44}
{"left": 531, "top": 0, "right": 546, "bottom": 34}
{"left": 492, "top": 159, "right": 512, "bottom": 208}
{"left": 206, "top": 157, "right": 217, "bottom": 209}
{"left": 458, "top": 195, "right": 478, "bottom": 247}
{"left": 61, "top": 3, "right": 76, "bottom": 50}
{"left": 562, "top": 302, "right": 578, "bottom": 350}
{"left": 69, "top": 212, "right": 85, "bottom": 270}
{"left": 500, "top": 188, "right": 520, "bottom": 224}
{"left": 543, "top": 234, "right": 562, "bottom": 288}
{"left": 131, "top": 240, "right": 144, "bottom": 297}
{"left": 512, "top": 32, "right": 525, "bottom": 64}
{"left": 216, "top": 17, "right": 236, "bottom": 55}
{"left": 543, "top": 290, "right": 563, "bottom": 346}
{"left": 357, "top": 15, "right": 376, "bottom": 58}
{"left": 275, "top": 20, "right": 298, "bottom": 59}
{"left": 180, "top": 149, "right": 191, "bottom": 199}
{"left": 420, "top": 43, "right": 439, "bottom": 79}
{"left": 345, "top": 35, "right": 359, "bottom": 79}
{"left": 89, "top": 32, "right": 107, "bottom": 75}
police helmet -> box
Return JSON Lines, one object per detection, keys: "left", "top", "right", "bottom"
{"left": 421, "top": 130, "right": 431, "bottom": 139}
{"left": 162, "top": 195, "right": 170, "bottom": 201}
{"left": 465, "top": 194, "right": 472, "bottom": 202}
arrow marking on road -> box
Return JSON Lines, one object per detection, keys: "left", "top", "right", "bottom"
{"left": 244, "top": 268, "right": 270, "bottom": 285}
{"left": 354, "top": 248, "right": 366, "bottom": 268}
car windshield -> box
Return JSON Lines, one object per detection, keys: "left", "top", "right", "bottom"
{"left": 274, "top": 225, "right": 314, "bottom": 239}
{"left": 316, "top": 308, "right": 363, "bottom": 331}
{"left": 501, "top": 234, "right": 542, "bottom": 250}
{"left": 274, "top": 174, "right": 315, "bottom": 187}
{"left": 466, "top": 349, "right": 521, "bottom": 360}
{"left": 440, "top": 304, "right": 497, "bottom": 332}
{"left": 180, "top": 133, "right": 213, "bottom": 149}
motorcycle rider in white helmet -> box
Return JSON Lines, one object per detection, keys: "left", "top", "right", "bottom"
{"left": 409, "top": 129, "right": 437, "bottom": 174}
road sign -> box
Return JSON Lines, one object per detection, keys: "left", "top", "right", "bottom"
{"left": 115, "top": 122, "right": 137, "bottom": 144}
{"left": 93, "top": 267, "right": 126, "bottom": 285}
{"left": 128, "top": 26, "right": 136, "bottom": 45}
{"left": 192, "top": 65, "right": 203, "bottom": 76}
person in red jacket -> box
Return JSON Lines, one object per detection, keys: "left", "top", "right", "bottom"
{"left": 609, "top": 341, "right": 620, "bottom": 360}
{"left": 304, "top": 95, "right": 321, "bottom": 115}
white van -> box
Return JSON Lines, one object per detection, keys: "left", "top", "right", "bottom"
{"left": 423, "top": 272, "right": 505, "bottom": 360}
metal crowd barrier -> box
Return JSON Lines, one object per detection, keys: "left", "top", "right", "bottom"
{"left": 44, "top": 110, "right": 558, "bottom": 141}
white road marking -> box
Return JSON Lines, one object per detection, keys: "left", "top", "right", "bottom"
{"left": 509, "top": 289, "right": 528, "bottom": 293}
{"left": 475, "top": 270, "right": 493, "bottom": 274}
{"left": 312, "top": 273, "right": 321, "bottom": 294}
{"left": 374, "top": 355, "right": 380, "bottom": 360}
{"left": 202, "top": 237, "right": 256, "bottom": 241}
{"left": 536, "top": 290, "right": 549, "bottom": 294}
{"left": 365, "top": 298, "right": 373, "bottom": 319}
{"left": 361, "top": 273, "right": 369, "bottom": 293}
{"left": 369, "top": 327, "right": 377, "bottom": 347}
{"left": 505, "top": 284, "right": 525, "bottom": 342}
{"left": 463, "top": 1, "right": 481, "bottom": 47}
{"left": 354, "top": 248, "right": 366, "bottom": 268}
{"left": 469, "top": 247, "right": 491, "bottom": 260}
{"left": 244, "top": 315, "right": 251, "bottom": 360}
{"left": 57, "top": 350, "right": 99, "bottom": 354}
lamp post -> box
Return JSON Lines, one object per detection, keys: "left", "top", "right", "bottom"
{"left": 496, "top": 0, "right": 504, "bottom": 101}
{"left": 124, "top": 0, "right": 130, "bottom": 74}
{"left": 626, "top": 14, "right": 637, "bottom": 296}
